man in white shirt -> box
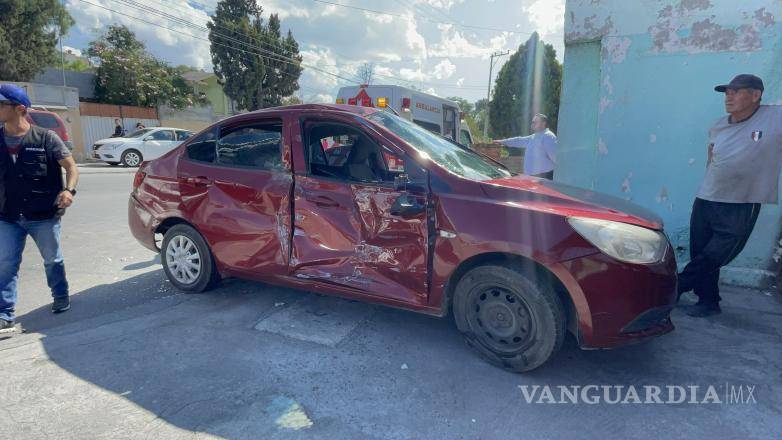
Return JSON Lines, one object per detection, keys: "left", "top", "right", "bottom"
{"left": 493, "top": 113, "right": 557, "bottom": 179}
{"left": 678, "top": 74, "right": 781, "bottom": 317}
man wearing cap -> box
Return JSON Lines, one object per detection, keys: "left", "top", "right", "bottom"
{"left": 0, "top": 84, "right": 79, "bottom": 333}
{"left": 678, "top": 74, "right": 782, "bottom": 317}
{"left": 493, "top": 113, "right": 557, "bottom": 179}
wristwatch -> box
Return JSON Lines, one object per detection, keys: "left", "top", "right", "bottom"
{"left": 66, "top": 188, "right": 77, "bottom": 196}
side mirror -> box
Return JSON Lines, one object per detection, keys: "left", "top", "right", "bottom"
{"left": 394, "top": 174, "right": 410, "bottom": 192}
{"left": 143, "top": 136, "right": 153, "bottom": 142}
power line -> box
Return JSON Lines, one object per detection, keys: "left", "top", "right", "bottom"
{"left": 101, "top": 0, "right": 490, "bottom": 91}
{"left": 78, "top": 0, "right": 359, "bottom": 85}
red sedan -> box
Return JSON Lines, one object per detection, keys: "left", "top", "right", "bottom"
{"left": 129, "top": 104, "right": 677, "bottom": 372}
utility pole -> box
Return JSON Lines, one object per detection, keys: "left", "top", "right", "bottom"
{"left": 483, "top": 50, "right": 509, "bottom": 139}
{"left": 59, "top": 0, "right": 67, "bottom": 87}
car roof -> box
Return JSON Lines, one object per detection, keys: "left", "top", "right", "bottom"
{"left": 247, "top": 103, "right": 380, "bottom": 116}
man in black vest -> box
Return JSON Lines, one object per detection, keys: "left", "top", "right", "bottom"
{"left": 0, "top": 84, "right": 79, "bottom": 333}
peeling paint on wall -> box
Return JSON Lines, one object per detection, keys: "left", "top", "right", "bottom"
{"left": 649, "top": 134, "right": 657, "bottom": 143}
{"left": 650, "top": 3, "right": 776, "bottom": 54}
{"left": 656, "top": 186, "right": 669, "bottom": 204}
{"left": 599, "top": 96, "right": 613, "bottom": 113}
{"left": 621, "top": 172, "right": 632, "bottom": 193}
{"left": 602, "top": 37, "right": 632, "bottom": 63}
{"left": 566, "top": 13, "right": 615, "bottom": 42}
{"left": 597, "top": 138, "right": 608, "bottom": 155}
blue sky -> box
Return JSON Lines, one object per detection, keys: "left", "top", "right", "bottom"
{"left": 63, "top": 0, "right": 565, "bottom": 103}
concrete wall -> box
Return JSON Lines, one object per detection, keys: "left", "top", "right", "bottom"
{"left": 558, "top": 0, "right": 782, "bottom": 288}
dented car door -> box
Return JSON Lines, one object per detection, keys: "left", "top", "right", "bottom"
{"left": 290, "top": 115, "right": 431, "bottom": 306}
{"left": 177, "top": 117, "right": 293, "bottom": 277}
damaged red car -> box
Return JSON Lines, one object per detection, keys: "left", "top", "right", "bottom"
{"left": 128, "top": 104, "right": 677, "bottom": 372}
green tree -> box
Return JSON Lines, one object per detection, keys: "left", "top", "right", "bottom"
{"left": 87, "top": 25, "right": 205, "bottom": 109}
{"left": 489, "top": 33, "right": 562, "bottom": 138}
{"left": 64, "top": 58, "right": 92, "bottom": 72}
{"left": 0, "top": 0, "right": 73, "bottom": 81}
{"left": 208, "top": 0, "right": 302, "bottom": 111}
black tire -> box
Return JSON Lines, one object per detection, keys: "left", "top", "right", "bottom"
{"left": 452, "top": 264, "right": 565, "bottom": 373}
{"left": 161, "top": 224, "right": 220, "bottom": 293}
{"left": 120, "top": 149, "right": 143, "bottom": 167}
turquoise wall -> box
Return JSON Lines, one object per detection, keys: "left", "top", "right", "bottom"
{"left": 559, "top": 0, "right": 782, "bottom": 288}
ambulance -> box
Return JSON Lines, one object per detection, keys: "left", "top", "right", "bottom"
{"left": 336, "top": 84, "right": 474, "bottom": 146}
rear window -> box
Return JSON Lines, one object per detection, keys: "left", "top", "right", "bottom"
{"left": 29, "top": 112, "right": 61, "bottom": 129}
{"left": 413, "top": 119, "right": 441, "bottom": 135}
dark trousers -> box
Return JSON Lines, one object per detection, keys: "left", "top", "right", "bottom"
{"left": 677, "top": 198, "right": 760, "bottom": 305}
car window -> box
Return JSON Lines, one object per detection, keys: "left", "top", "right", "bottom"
{"left": 460, "top": 129, "right": 472, "bottom": 146}
{"left": 368, "top": 111, "right": 511, "bottom": 181}
{"left": 413, "top": 119, "right": 441, "bottom": 135}
{"left": 150, "top": 130, "right": 175, "bottom": 141}
{"left": 127, "top": 128, "right": 154, "bottom": 138}
{"left": 186, "top": 129, "right": 217, "bottom": 163}
{"left": 216, "top": 123, "right": 282, "bottom": 170}
{"left": 176, "top": 130, "right": 193, "bottom": 141}
{"left": 29, "top": 112, "right": 60, "bottom": 129}
{"left": 304, "top": 122, "right": 395, "bottom": 183}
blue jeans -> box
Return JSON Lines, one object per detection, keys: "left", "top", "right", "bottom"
{"left": 0, "top": 218, "right": 69, "bottom": 321}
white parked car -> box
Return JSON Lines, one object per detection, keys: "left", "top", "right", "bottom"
{"left": 91, "top": 127, "right": 194, "bottom": 167}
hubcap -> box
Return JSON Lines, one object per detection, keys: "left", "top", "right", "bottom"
{"left": 467, "top": 286, "right": 536, "bottom": 353}
{"left": 125, "top": 152, "right": 140, "bottom": 166}
{"left": 165, "top": 235, "right": 201, "bottom": 285}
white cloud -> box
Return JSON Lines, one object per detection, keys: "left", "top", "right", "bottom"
{"left": 456, "top": 77, "right": 465, "bottom": 86}
{"left": 433, "top": 59, "right": 456, "bottom": 79}
{"left": 404, "top": 16, "right": 427, "bottom": 59}
{"left": 429, "top": 28, "right": 510, "bottom": 59}
{"left": 62, "top": 45, "right": 82, "bottom": 56}
{"left": 399, "top": 67, "right": 427, "bottom": 82}
{"left": 312, "top": 93, "right": 334, "bottom": 103}
{"left": 363, "top": 11, "right": 394, "bottom": 24}
{"left": 523, "top": 0, "right": 565, "bottom": 38}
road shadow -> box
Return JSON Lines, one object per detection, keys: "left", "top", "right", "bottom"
{"left": 122, "top": 254, "right": 161, "bottom": 271}
{"left": 7, "top": 274, "right": 781, "bottom": 439}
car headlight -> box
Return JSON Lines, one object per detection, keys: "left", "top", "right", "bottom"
{"left": 567, "top": 217, "right": 667, "bottom": 264}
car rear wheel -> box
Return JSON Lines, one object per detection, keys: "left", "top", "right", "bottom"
{"left": 161, "top": 224, "right": 220, "bottom": 292}
{"left": 453, "top": 264, "right": 565, "bottom": 372}
{"left": 121, "top": 149, "right": 143, "bottom": 167}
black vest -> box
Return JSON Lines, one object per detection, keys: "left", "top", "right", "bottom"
{"left": 0, "top": 126, "right": 65, "bottom": 221}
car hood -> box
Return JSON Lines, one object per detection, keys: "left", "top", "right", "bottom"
{"left": 482, "top": 175, "right": 664, "bottom": 230}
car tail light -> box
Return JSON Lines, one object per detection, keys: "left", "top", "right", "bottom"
{"left": 377, "top": 97, "right": 387, "bottom": 107}
{"left": 401, "top": 97, "right": 411, "bottom": 111}
{"left": 361, "top": 97, "right": 372, "bottom": 107}
{"left": 336, "top": 98, "right": 345, "bottom": 104}
{"left": 348, "top": 98, "right": 357, "bottom": 105}
{"left": 133, "top": 170, "right": 146, "bottom": 190}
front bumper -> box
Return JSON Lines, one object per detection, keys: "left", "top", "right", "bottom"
{"left": 556, "top": 244, "right": 677, "bottom": 349}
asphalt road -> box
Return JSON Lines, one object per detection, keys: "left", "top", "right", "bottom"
{"left": 1, "top": 165, "right": 781, "bottom": 440}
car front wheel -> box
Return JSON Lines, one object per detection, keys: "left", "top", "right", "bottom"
{"left": 121, "top": 149, "right": 143, "bottom": 167}
{"left": 161, "top": 224, "right": 220, "bottom": 292}
{"left": 453, "top": 264, "right": 566, "bottom": 372}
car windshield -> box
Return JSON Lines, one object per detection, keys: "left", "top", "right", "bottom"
{"left": 366, "top": 111, "right": 511, "bottom": 181}
{"left": 126, "top": 128, "right": 154, "bottom": 138}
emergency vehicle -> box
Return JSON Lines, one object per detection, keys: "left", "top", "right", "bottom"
{"left": 336, "top": 84, "right": 474, "bottom": 146}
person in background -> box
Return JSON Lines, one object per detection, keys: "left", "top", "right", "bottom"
{"left": 0, "top": 84, "right": 79, "bottom": 333}
{"left": 677, "top": 74, "right": 782, "bottom": 317}
{"left": 111, "top": 118, "right": 123, "bottom": 138}
{"left": 493, "top": 113, "right": 557, "bottom": 179}
{"left": 135, "top": 122, "right": 145, "bottom": 130}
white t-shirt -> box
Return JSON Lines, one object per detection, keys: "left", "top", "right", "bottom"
{"left": 697, "top": 105, "right": 782, "bottom": 204}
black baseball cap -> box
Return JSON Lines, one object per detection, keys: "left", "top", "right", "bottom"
{"left": 714, "top": 74, "right": 764, "bottom": 93}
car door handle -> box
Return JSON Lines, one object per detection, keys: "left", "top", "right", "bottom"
{"left": 306, "top": 195, "right": 339, "bottom": 208}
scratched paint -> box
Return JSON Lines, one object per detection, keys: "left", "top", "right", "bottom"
{"left": 559, "top": 0, "right": 782, "bottom": 288}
